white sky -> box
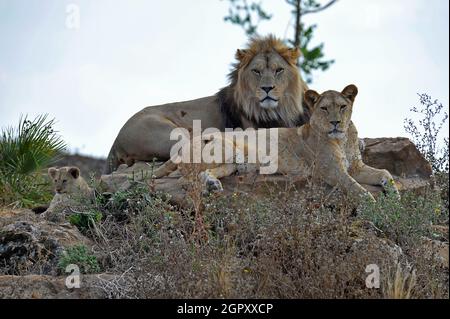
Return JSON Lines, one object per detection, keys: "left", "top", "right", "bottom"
{"left": 0, "top": 0, "right": 448, "bottom": 158}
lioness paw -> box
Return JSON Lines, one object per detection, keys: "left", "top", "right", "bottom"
{"left": 380, "top": 172, "right": 400, "bottom": 198}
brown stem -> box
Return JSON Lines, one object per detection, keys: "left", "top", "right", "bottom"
{"left": 293, "top": 0, "right": 301, "bottom": 48}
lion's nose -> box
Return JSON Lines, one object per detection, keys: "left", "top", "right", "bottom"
{"left": 330, "top": 121, "right": 340, "bottom": 127}
{"left": 261, "top": 86, "right": 274, "bottom": 94}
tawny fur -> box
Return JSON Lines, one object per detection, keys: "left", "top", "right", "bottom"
{"left": 42, "top": 166, "right": 93, "bottom": 222}
{"left": 105, "top": 35, "right": 309, "bottom": 173}
{"left": 154, "top": 85, "right": 399, "bottom": 202}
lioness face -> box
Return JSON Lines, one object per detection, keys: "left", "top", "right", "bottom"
{"left": 48, "top": 166, "right": 81, "bottom": 194}
{"left": 305, "top": 85, "right": 358, "bottom": 140}
{"left": 238, "top": 51, "right": 299, "bottom": 110}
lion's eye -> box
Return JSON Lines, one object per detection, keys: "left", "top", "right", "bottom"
{"left": 63, "top": 180, "right": 67, "bottom": 183}
{"left": 320, "top": 107, "right": 328, "bottom": 112}
{"left": 340, "top": 105, "right": 347, "bottom": 111}
{"left": 276, "top": 68, "right": 284, "bottom": 74}
{"left": 252, "top": 69, "right": 261, "bottom": 76}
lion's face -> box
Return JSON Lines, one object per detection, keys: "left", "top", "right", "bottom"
{"left": 238, "top": 51, "right": 297, "bottom": 110}
{"left": 228, "top": 36, "right": 306, "bottom": 127}
{"left": 304, "top": 85, "right": 358, "bottom": 140}
{"left": 48, "top": 166, "right": 81, "bottom": 194}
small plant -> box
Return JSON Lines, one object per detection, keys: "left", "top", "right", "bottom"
{"left": 69, "top": 210, "right": 103, "bottom": 232}
{"left": 58, "top": 244, "right": 100, "bottom": 274}
{"left": 359, "top": 185, "right": 446, "bottom": 248}
{"left": 404, "top": 93, "right": 449, "bottom": 173}
{"left": 384, "top": 263, "right": 417, "bottom": 299}
{"left": 0, "top": 115, "right": 66, "bottom": 207}
{"left": 404, "top": 93, "right": 449, "bottom": 209}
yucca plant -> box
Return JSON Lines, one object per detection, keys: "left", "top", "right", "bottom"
{"left": 0, "top": 114, "right": 66, "bottom": 207}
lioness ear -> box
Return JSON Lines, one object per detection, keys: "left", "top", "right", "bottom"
{"left": 304, "top": 90, "right": 321, "bottom": 108}
{"left": 342, "top": 84, "right": 358, "bottom": 102}
{"left": 48, "top": 167, "right": 57, "bottom": 178}
{"left": 68, "top": 167, "right": 80, "bottom": 179}
{"left": 235, "top": 49, "right": 248, "bottom": 61}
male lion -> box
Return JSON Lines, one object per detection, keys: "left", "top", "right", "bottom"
{"left": 104, "top": 35, "right": 309, "bottom": 173}
{"left": 154, "top": 85, "right": 399, "bottom": 202}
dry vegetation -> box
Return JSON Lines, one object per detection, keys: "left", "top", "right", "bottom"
{"left": 0, "top": 96, "right": 448, "bottom": 299}
{"left": 64, "top": 172, "right": 447, "bottom": 299}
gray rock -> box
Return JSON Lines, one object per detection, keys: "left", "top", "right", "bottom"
{"left": 0, "top": 215, "right": 92, "bottom": 276}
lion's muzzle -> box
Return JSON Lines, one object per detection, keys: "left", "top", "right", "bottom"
{"left": 328, "top": 121, "right": 345, "bottom": 139}
{"left": 260, "top": 95, "right": 279, "bottom": 109}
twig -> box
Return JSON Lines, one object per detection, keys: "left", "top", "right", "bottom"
{"left": 303, "top": 0, "right": 339, "bottom": 15}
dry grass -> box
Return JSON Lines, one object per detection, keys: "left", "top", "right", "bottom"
{"left": 68, "top": 172, "right": 448, "bottom": 299}
{"left": 384, "top": 263, "right": 417, "bottom": 299}
{"left": 1, "top": 165, "right": 448, "bottom": 299}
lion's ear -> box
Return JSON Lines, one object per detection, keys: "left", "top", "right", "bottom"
{"left": 68, "top": 167, "right": 80, "bottom": 179}
{"left": 342, "top": 84, "right": 358, "bottom": 102}
{"left": 48, "top": 167, "right": 58, "bottom": 178}
{"left": 304, "top": 90, "right": 320, "bottom": 108}
{"left": 235, "top": 49, "right": 249, "bottom": 61}
{"left": 288, "top": 47, "right": 301, "bottom": 63}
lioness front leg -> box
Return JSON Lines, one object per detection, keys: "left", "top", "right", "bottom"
{"left": 198, "top": 164, "right": 237, "bottom": 193}
{"left": 321, "top": 162, "right": 376, "bottom": 202}
{"left": 351, "top": 164, "right": 400, "bottom": 197}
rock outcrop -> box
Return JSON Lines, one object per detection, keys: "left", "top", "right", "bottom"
{"left": 0, "top": 209, "right": 92, "bottom": 276}
{"left": 362, "top": 137, "right": 433, "bottom": 192}
{"left": 99, "top": 137, "right": 434, "bottom": 207}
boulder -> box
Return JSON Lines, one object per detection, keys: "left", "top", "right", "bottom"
{"left": 362, "top": 137, "right": 433, "bottom": 192}
{"left": 0, "top": 209, "right": 92, "bottom": 276}
{"left": 362, "top": 138, "right": 432, "bottom": 178}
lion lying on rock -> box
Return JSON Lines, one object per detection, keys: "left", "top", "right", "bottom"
{"left": 104, "top": 35, "right": 310, "bottom": 173}
{"left": 154, "top": 85, "right": 399, "bottom": 202}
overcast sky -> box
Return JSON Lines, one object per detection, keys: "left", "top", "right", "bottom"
{"left": 0, "top": 0, "right": 448, "bottom": 158}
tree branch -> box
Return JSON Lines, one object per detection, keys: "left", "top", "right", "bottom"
{"left": 303, "top": 0, "right": 338, "bottom": 15}
{"left": 293, "top": 0, "right": 301, "bottom": 48}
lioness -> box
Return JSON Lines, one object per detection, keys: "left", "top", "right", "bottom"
{"left": 154, "top": 85, "right": 399, "bottom": 202}
{"left": 104, "top": 35, "right": 309, "bottom": 173}
{"left": 41, "top": 166, "right": 93, "bottom": 221}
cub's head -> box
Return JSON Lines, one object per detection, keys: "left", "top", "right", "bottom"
{"left": 304, "top": 84, "right": 358, "bottom": 139}
{"left": 229, "top": 35, "right": 307, "bottom": 126}
{"left": 48, "top": 166, "right": 82, "bottom": 194}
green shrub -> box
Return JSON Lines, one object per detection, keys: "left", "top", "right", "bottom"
{"left": 58, "top": 245, "right": 100, "bottom": 274}
{"left": 359, "top": 185, "right": 446, "bottom": 247}
{"left": 0, "top": 115, "right": 66, "bottom": 207}
{"left": 69, "top": 210, "right": 103, "bottom": 232}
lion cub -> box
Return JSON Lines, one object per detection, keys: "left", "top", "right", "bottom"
{"left": 42, "top": 166, "right": 93, "bottom": 222}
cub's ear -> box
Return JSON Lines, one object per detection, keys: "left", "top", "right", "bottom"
{"left": 235, "top": 49, "right": 249, "bottom": 61}
{"left": 68, "top": 167, "right": 80, "bottom": 179}
{"left": 342, "top": 84, "right": 358, "bottom": 102}
{"left": 304, "top": 90, "right": 321, "bottom": 108}
{"left": 48, "top": 167, "right": 58, "bottom": 178}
